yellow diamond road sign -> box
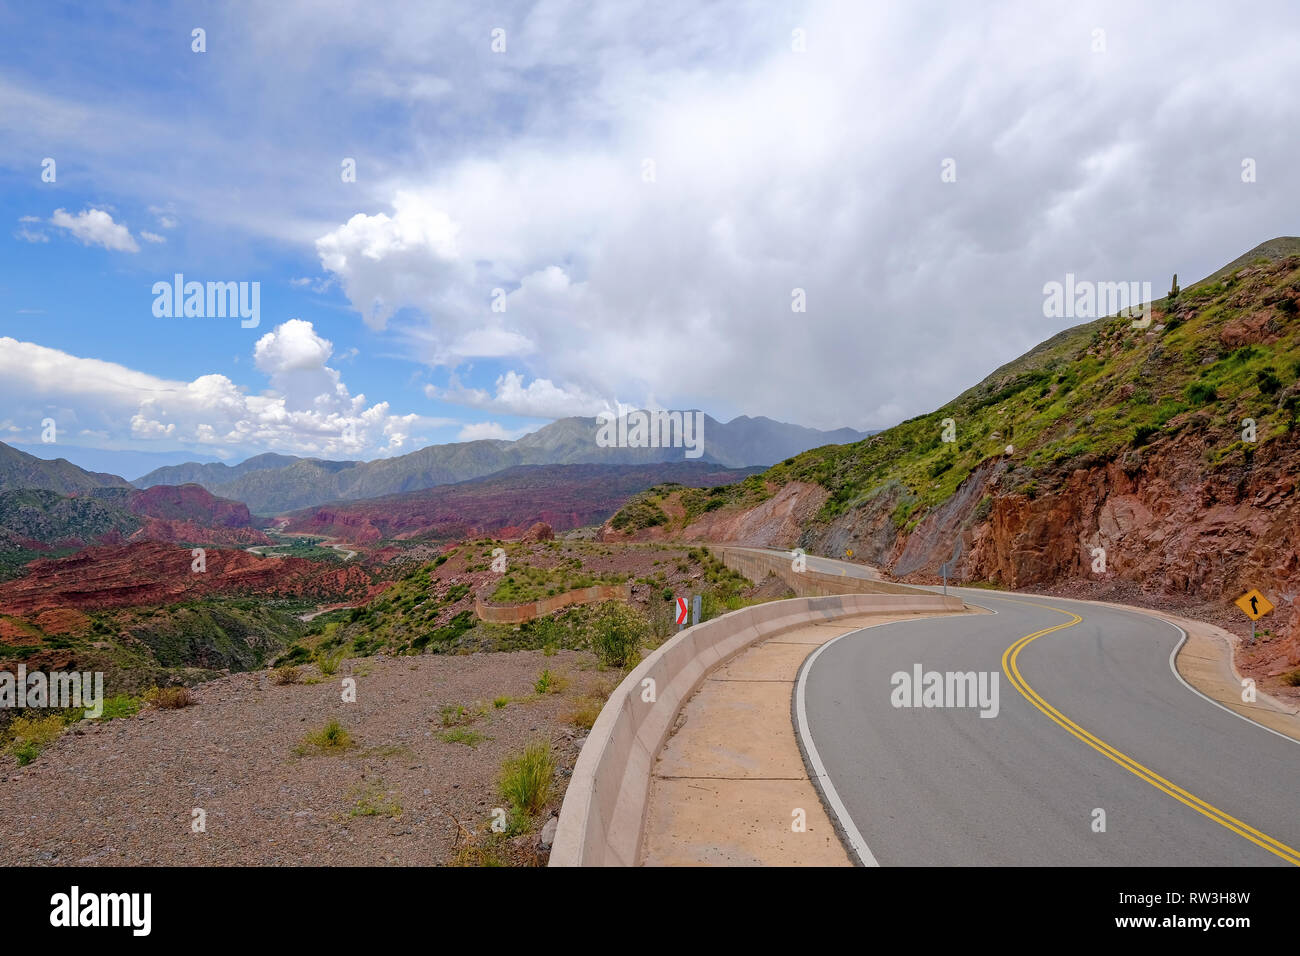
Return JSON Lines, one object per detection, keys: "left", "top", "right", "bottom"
{"left": 1235, "top": 589, "right": 1274, "bottom": 621}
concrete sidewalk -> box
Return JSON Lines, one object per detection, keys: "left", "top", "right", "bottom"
{"left": 639, "top": 611, "right": 956, "bottom": 865}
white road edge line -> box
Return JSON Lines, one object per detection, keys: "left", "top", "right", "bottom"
{"left": 794, "top": 620, "right": 891, "bottom": 867}
{"left": 794, "top": 608, "right": 995, "bottom": 867}
{"left": 1162, "top": 619, "right": 1300, "bottom": 749}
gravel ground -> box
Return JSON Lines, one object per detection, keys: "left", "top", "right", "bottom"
{"left": 0, "top": 649, "right": 611, "bottom": 866}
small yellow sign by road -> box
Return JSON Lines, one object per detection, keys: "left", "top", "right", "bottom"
{"left": 845, "top": 549, "right": 854, "bottom": 558}
{"left": 1235, "top": 589, "right": 1274, "bottom": 621}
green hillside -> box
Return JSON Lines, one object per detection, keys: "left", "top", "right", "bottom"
{"left": 615, "top": 239, "right": 1300, "bottom": 535}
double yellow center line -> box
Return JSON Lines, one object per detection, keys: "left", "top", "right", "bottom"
{"left": 999, "top": 598, "right": 1300, "bottom": 866}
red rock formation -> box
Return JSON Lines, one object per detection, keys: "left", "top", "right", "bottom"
{"left": 0, "top": 541, "right": 378, "bottom": 615}
{"left": 519, "top": 522, "right": 554, "bottom": 543}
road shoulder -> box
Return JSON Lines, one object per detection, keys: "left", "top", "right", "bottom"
{"left": 638, "top": 610, "right": 967, "bottom": 865}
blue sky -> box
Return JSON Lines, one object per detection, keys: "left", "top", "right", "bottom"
{"left": 1, "top": 0, "right": 1298, "bottom": 478}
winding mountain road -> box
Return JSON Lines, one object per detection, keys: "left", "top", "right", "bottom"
{"left": 791, "top": 581, "right": 1299, "bottom": 866}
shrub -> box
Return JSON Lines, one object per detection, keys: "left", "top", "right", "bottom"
{"left": 493, "top": 695, "right": 510, "bottom": 709}
{"left": 591, "top": 603, "right": 649, "bottom": 668}
{"left": 316, "top": 651, "right": 342, "bottom": 676}
{"left": 147, "top": 686, "right": 193, "bottom": 709}
{"left": 1185, "top": 382, "right": 1217, "bottom": 405}
{"left": 1132, "top": 424, "right": 1159, "bottom": 447}
{"left": 565, "top": 697, "right": 604, "bottom": 731}
{"left": 498, "top": 740, "right": 555, "bottom": 816}
{"left": 534, "top": 669, "right": 565, "bottom": 694}
{"left": 270, "top": 665, "right": 300, "bottom": 686}
{"left": 295, "top": 718, "right": 353, "bottom": 754}
{"left": 6, "top": 713, "right": 66, "bottom": 765}
{"left": 1257, "top": 368, "right": 1282, "bottom": 395}
{"left": 1281, "top": 668, "right": 1300, "bottom": 688}
{"left": 278, "top": 643, "right": 312, "bottom": 665}
{"left": 97, "top": 694, "right": 141, "bottom": 720}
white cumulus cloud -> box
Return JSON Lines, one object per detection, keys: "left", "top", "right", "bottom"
{"left": 48, "top": 207, "right": 139, "bottom": 252}
{"left": 428, "top": 370, "right": 608, "bottom": 419}
{"left": 0, "top": 322, "right": 455, "bottom": 457}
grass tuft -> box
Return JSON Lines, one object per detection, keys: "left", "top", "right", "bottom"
{"left": 295, "top": 718, "right": 354, "bottom": 755}
{"left": 498, "top": 740, "right": 555, "bottom": 816}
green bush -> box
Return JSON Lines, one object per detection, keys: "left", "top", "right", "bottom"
{"left": 1132, "top": 424, "right": 1159, "bottom": 447}
{"left": 534, "top": 669, "right": 566, "bottom": 694}
{"left": 97, "top": 694, "right": 142, "bottom": 720}
{"left": 316, "top": 650, "right": 342, "bottom": 676}
{"left": 6, "top": 713, "right": 66, "bottom": 765}
{"left": 1185, "top": 382, "right": 1217, "bottom": 405}
{"left": 279, "top": 642, "right": 312, "bottom": 665}
{"left": 1257, "top": 368, "right": 1282, "bottom": 395}
{"left": 591, "top": 603, "right": 649, "bottom": 668}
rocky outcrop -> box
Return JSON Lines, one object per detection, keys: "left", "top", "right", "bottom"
{"left": 519, "top": 522, "right": 554, "bottom": 543}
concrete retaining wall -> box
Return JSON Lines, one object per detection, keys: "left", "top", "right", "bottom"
{"left": 549, "top": 588, "right": 965, "bottom": 866}
{"left": 712, "top": 545, "right": 919, "bottom": 597}
{"left": 475, "top": 583, "right": 633, "bottom": 624}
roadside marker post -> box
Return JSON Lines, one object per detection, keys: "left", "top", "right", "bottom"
{"left": 1234, "top": 588, "right": 1274, "bottom": 644}
{"left": 692, "top": 593, "right": 701, "bottom": 626}
{"left": 939, "top": 539, "right": 962, "bottom": 597}
{"left": 675, "top": 596, "right": 689, "bottom": 630}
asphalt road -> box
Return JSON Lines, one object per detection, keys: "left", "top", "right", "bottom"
{"left": 796, "top": 584, "right": 1300, "bottom": 866}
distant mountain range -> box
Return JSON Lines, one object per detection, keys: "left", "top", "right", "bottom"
{"left": 8, "top": 443, "right": 223, "bottom": 480}
{"left": 132, "top": 414, "right": 869, "bottom": 513}
{"left": 0, "top": 442, "right": 133, "bottom": 496}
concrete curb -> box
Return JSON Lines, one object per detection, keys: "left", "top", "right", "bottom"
{"left": 548, "top": 591, "right": 964, "bottom": 866}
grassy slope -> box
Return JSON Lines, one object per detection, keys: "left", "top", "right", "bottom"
{"left": 281, "top": 540, "right": 760, "bottom": 662}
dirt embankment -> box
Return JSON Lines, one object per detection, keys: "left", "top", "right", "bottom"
{"left": 601, "top": 481, "right": 829, "bottom": 547}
